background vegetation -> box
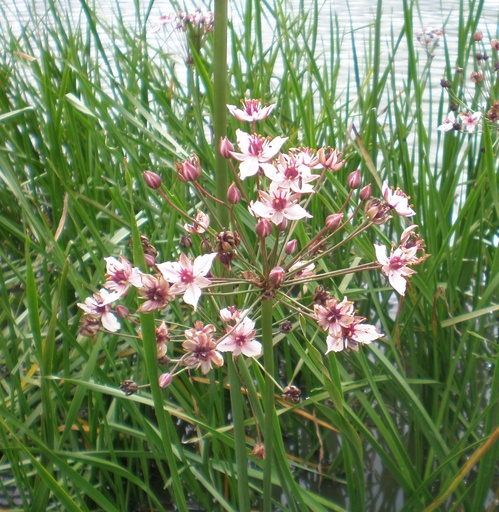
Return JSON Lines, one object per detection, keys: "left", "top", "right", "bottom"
{"left": 0, "top": 0, "right": 497, "bottom": 510}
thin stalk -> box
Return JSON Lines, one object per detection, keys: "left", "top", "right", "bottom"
{"left": 227, "top": 356, "right": 251, "bottom": 512}
{"left": 261, "top": 298, "right": 274, "bottom": 512}
{"left": 214, "top": 0, "right": 229, "bottom": 228}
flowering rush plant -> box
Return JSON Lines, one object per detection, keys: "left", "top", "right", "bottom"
{"left": 78, "top": 98, "right": 428, "bottom": 393}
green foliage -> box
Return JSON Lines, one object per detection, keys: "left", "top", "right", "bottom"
{"left": 0, "top": 0, "right": 497, "bottom": 510}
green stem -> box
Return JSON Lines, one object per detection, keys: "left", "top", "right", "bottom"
{"left": 261, "top": 298, "right": 274, "bottom": 512}
{"left": 227, "top": 356, "right": 251, "bottom": 512}
{"left": 214, "top": 0, "right": 229, "bottom": 228}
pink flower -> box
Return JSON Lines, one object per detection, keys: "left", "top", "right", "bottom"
{"left": 317, "top": 147, "right": 345, "bottom": 171}
{"left": 438, "top": 112, "right": 458, "bottom": 132}
{"left": 227, "top": 99, "right": 276, "bottom": 122}
{"left": 459, "top": 111, "right": 481, "bottom": 132}
{"left": 157, "top": 253, "right": 217, "bottom": 310}
{"left": 326, "top": 319, "right": 383, "bottom": 353}
{"left": 262, "top": 152, "right": 318, "bottom": 193}
{"left": 217, "top": 316, "right": 262, "bottom": 357}
{"left": 104, "top": 256, "right": 142, "bottom": 297}
{"left": 250, "top": 184, "right": 312, "bottom": 225}
{"left": 382, "top": 181, "right": 416, "bottom": 217}
{"left": 220, "top": 306, "right": 247, "bottom": 323}
{"left": 314, "top": 296, "right": 355, "bottom": 337}
{"left": 374, "top": 244, "right": 417, "bottom": 296}
{"left": 184, "top": 209, "right": 210, "bottom": 235}
{"left": 137, "top": 274, "right": 175, "bottom": 312}
{"left": 77, "top": 289, "right": 121, "bottom": 332}
{"left": 229, "top": 129, "right": 288, "bottom": 179}
{"left": 289, "top": 260, "right": 315, "bottom": 279}
{"left": 182, "top": 321, "right": 223, "bottom": 374}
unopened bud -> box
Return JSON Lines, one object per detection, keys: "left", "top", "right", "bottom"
{"left": 144, "top": 170, "right": 162, "bottom": 189}
{"left": 176, "top": 155, "right": 202, "bottom": 182}
{"left": 219, "top": 136, "right": 235, "bottom": 158}
{"left": 200, "top": 238, "right": 213, "bottom": 253}
{"left": 116, "top": 305, "right": 130, "bottom": 319}
{"left": 359, "top": 184, "right": 372, "bottom": 201}
{"left": 269, "top": 266, "right": 285, "bottom": 287}
{"left": 158, "top": 372, "right": 173, "bottom": 388}
{"left": 285, "top": 239, "right": 297, "bottom": 255}
{"left": 255, "top": 219, "right": 272, "bottom": 237}
{"left": 473, "top": 31, "right": 483, "bottom": 42}
{"left": 491, "top": 39, "right": 499, "bottom": 51}
{"left": 144, "top": 253, "right": 157, "bottom": 267}
{"left": 440, "top": 79, "right": 451, "bottom": 88}
{"left": 325, "top": 213, "right": 343, "bottom": 231}
{"left": 364, "top": 198, "right": 391, "bottom": 224}
{"left": 347, "top": 169, "right": 361, "bottom": 189}
{"left": 227, "top": 183, "right": 242, "bottom": 204}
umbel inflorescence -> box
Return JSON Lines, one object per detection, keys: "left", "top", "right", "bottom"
{"left": 78, "top": 99, "right": 428, "bottom": 390}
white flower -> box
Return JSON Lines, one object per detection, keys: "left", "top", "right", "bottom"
{"left": 438, "top": 112, "right": 457, "bottom": 132}
{"left": 229, "top": 129, "right": 288, "bottom": 179}
{"left": 217, "top": 317, "right": 262, "bottom": 357}
{"left": 250, "top": 184, "right": 312, "bottom": 225}
{"left": 382, "top": 181, "right": 416, "bottom": 217}
{"left": 157, "top": 253, "right": 217, "bottom": 310}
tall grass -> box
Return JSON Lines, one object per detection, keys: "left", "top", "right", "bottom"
{"left": 0, "top": 0, "right": 497, "bottom": 510}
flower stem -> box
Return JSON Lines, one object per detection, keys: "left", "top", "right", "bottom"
{"left": 261, "top": 298, "right": 274, "bottom": 511}
{"left": 227, "top": 355, "right": 251, "bottom": 512}
{"left": 213, "top": 0, "right": 229, "bottom": 228}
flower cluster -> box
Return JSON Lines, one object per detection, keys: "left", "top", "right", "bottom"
{"left": 415, "top": 27, "right": 444, "bottom": 57}
{"left": 153, "top": 8, "right": 213, "bottom": 65}
{"left": 314, "top": 296, "right": 383, "bottom": 353}
{"left": 78, "top": 97, "right": 428, "bottom": 396}
{"left": 437, "top": 32, "right": 499, "bottom": 134}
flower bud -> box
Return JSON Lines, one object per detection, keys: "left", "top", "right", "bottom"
{"left": 473, "top": 31, "right": 483, "bottom": 42}
{"left": 179, "top": 234, "right": 193, "bottom": 249}
{"left": 269, "top": 266, "right": 285, "bottom": 287}
{"left": 144, "top": 170, "right": 162, "bottom": 189}
{"left": 364, "top": 198, "right": 391, "bottom": 224}
{"left": 491, "top": 39, "right": 499, "bottom": 51}
{"left": 227, "top": 183, "right": 242, "bottom": 204}
{"left": 440, "top": 79, "right": 451, "bottom": 88}
{"left": 255, "top": 219, "right": 272, "bottom": 237}
{"left": 317, "top": 147, "right": 345, "bottom": 171}
{"left": 285, "top": 239, "right": 297, "bottom": 255}
{"left": 359, "top": 184, "right": 372, "bottom": 201}
{"left": 144, "top": 253, "right": 157, "bottom": 267}
{"left": 176, "top": 155, "right": 202, "bottom": 182}
{"left": 470, "top": 71, "right": 483, "bottom": 83}
{"left": 347, "top": 169, "right": 361, "bottom": 189}
{"left": 325, "top": 213, "right": 343, "bottom": 231}
{"left": 158, "top": 372, "right": 173, "bottom": 388}
{"left": 219, "top": 136, "right": 235, "bottom": 158}
{"left": 200, "top": 238, "right": 213, "bottom": 253}
{"left": 116, "top": 305, "right": 130, "bottom": 319}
